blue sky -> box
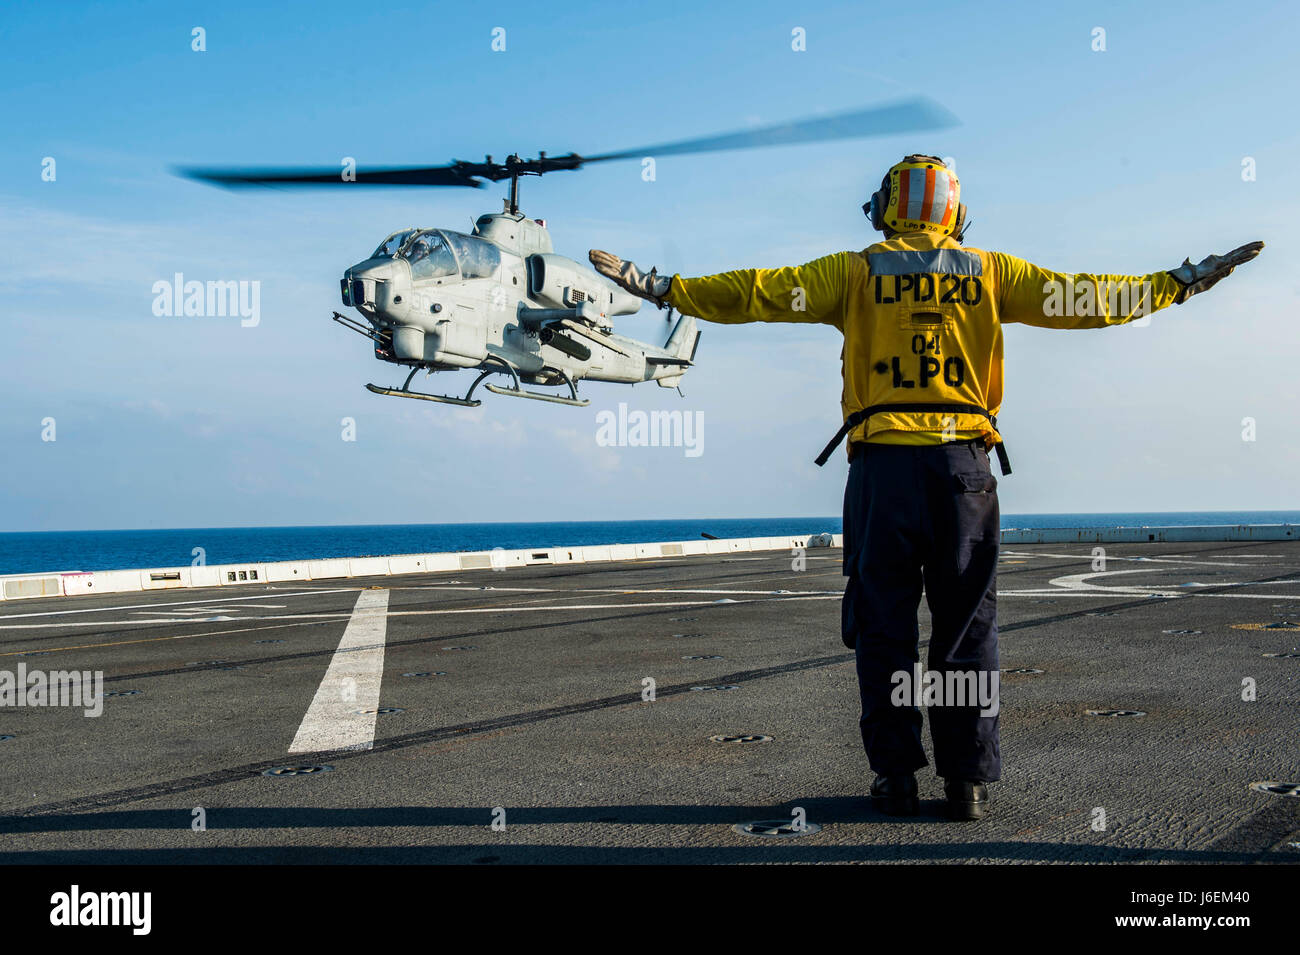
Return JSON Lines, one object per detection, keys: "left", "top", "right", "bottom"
{"left": 2, "top": 0, "right": 1297, "bottom": 531}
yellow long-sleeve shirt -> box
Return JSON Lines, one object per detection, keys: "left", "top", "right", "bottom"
{"left": 667, "top": 231, "right": 1182, "bottom": 452}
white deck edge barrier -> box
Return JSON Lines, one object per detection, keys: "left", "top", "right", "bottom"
{"left": 0, "top": 533, "right": 841, "bottom": 601}
{"left": 1, "top": 524, "right": 1294, "bottom": 602}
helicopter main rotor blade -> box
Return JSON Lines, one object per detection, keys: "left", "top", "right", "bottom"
{"left": 178, "top": 163, "right": 487, "bottom": 188}
{"left": 580, "top": 97, "right": 958, "bottom": 164}
{"left": 177, "top": 97, "right": 959, "bottom": 193}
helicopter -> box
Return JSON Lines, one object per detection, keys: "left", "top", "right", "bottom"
{"left": 181, "top": 98, "right": 956, "bottom": 408}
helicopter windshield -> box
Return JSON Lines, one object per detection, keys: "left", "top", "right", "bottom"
{"left": 402, "top": 230, "right": 458, "bottom": 281}
{"left": 372, "top": 229, "right": 417, "bottom": 258}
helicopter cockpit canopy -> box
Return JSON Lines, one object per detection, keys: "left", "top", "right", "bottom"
{"left": 441, "top": 231, "right": 502, "bottom": 279}
{"left": 401, "top": 231, "right": 457, "bottom": 281}
{"left": 386, "top": 229, "right": 502, "bottom": 283}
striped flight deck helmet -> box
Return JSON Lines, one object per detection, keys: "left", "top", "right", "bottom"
{"left": 865, "top": 154, "right": 967, "bottom": 241}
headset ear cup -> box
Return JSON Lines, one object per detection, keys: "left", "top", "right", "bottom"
{"left": 951, "top": 203, "right": 967, "bottom": 241}
{"left": 869, "top": 186, "right": 889, "bottom": 232}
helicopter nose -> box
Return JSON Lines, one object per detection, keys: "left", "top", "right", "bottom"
{"left": 342, "top": 259, "right": 408, "bottom": 312}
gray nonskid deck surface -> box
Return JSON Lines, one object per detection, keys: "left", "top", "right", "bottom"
{"left": 0, "top": 541, "right": 1297, "bottom": 864}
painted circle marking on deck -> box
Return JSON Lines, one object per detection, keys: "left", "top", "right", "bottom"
{"left": 683, "top": 655, "right": 724, "bottom": 660}
{"left": 709, "top": 734, "right": 772, "bottom": 744}
{"left": 1086, "top": 709, "right": 1146, "bottom": 717}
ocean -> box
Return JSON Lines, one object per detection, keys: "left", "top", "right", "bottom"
{"left": 0, "top": 512, "right": 1296, "bottom": 576}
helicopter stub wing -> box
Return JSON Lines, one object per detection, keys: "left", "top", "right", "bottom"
{"left": 555, "top": 319, "right": 634, "bottom": 358}
{"left": 516, "top": 302, "right": 606, "bottom": 332}
{"left": 516, "top": 304, "right": 636, "bottom": 356}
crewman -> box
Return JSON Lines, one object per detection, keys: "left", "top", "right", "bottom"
{"left": 590, "top": 154, "right": 1262, "bottom": 820}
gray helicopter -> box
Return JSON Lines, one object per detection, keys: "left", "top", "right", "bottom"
{"left": 182, "top": 98, "right": 956, "bottom": 408}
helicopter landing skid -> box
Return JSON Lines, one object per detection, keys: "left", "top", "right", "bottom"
{"left": 363, "top": 383, "right": 481, "bottom": 407}
{"left": 483, "top": 368, "right": 589, "bottom": 407}
{"left": 364, "top": 357, "right": 591, "bottom": 407}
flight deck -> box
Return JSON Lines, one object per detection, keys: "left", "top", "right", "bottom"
{"left": 1, "top": 540, "right": 1297, "bottom": 864}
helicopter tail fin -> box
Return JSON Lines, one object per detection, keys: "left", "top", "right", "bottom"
{"left": 665, "top": 311, "right": 699, "bottom": 362}
{"left": 654, "top": 312, "right": 699, "bottom": 389}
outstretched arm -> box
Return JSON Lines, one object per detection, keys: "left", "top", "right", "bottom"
{"left": 590, "top": 249, "right": 850, "bottom": 328}
{"left": 996, "top": 241, "right": 1263, "bottom": 329}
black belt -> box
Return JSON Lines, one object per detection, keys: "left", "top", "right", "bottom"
{"left": 815, "top": 402, "right": 1012, "bottom": 475}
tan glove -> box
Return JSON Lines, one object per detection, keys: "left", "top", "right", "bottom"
{"left": 1169, "top": 241, "right": 1264, "bottom": 303}
{"left": 589, "top": 249, "right": 673, "bottom": 308}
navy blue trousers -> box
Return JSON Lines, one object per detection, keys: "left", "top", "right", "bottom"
{"left": 841, "top": 440, "right": 1001, "bottom": 782}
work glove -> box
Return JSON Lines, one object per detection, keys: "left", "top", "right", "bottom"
{"left": 589, "top": 249, "right": 672, "bottom": 308}
{"left": 1168, "top": 241, "right": 1264, "bottom": 303}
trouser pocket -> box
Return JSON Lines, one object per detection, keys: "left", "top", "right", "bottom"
{"left": 953, "top": 470, "right": 997, "bottom": 494}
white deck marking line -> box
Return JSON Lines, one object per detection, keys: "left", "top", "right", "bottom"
{"left": 0, "top": 589, "right": 355, "bottom": 620}
{"left": 10, "top": 584, "right": 1300, "bottom": 631}
{"left": 289, "top": 588, "right": 390, "bottom": 754}
{"left": 0, "top": 620, "right": 327, "bottom": 657}
{"left": 417, "top": 586, "right": 842, "bottom": 596}
{"left": 133, "top": 606, "right": 288, "bottom": 616}
{"left": 1004, "top": 551, "right": 1265, "bottom": 567}
{"left": 0, "top": 597, "right": 806, "bottom": 629}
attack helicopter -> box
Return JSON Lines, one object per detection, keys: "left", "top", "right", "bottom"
{"left": 181, "top": 98, "right": 956, "bottom": 408}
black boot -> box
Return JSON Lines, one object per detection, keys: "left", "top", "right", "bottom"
{"left": 943, "top": 779, "right": 990, "bottom": 821}
{"left": 870, "top": 774, "right": 920, "bottom": 816}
